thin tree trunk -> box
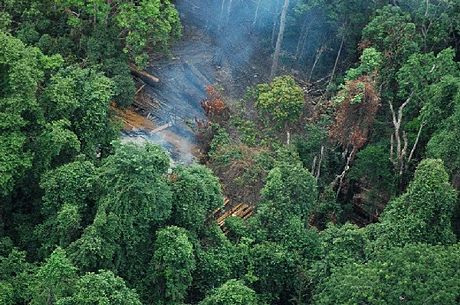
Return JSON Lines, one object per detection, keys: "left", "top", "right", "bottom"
{"left": 407, "top": 122, "right": 425, "bottom": 165}
{"left": 388, "top": 92, "right": 414, "bottom": 175}
{"left": 335, "top": 147, "right": 356, "bottom": 198}
{"left": 312, "top": 156, "right": 317, "bottom": 175}
{"left": 316, "top": 145, "right": 324, "bottom": 181}
{"left": 328, "top": 29, "right": 345, "bottom": 87}
{"left": 298, "top": 20, "right": 314, "bottom": 71}
{"left": 270, "top": 0, "right": 290, "bottom": 79}
{"left": 308, "top": 44, "right": 325, "bottom": 82}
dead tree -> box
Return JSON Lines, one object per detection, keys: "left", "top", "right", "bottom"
{"left": 328, "top": 27, "right": 346, "bottom": 87}
{"left": 389, "top": 91, "right": 425, "bottom": 176}
{"left": 330, "top": 76, "right": 381, "bottom": 196}
{"left": 308, "top": 43, "right": 327, "bottom": 82}
{"left": 295, "top": 18, "right": 312, "bottom": 61}
{"left": 270, "top": 0, "right": 290, "bottom": 79}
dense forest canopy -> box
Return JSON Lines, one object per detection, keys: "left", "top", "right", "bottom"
{"left": 1, "top": 0, "right": 460, "bottom": 304}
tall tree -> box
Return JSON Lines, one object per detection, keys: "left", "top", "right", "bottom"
{"left": 56, "top": 270, "right": 142, "bottom": 305}
{"left": 170, "top": 164, "right": 224, "bottom": 234}
{"left": 145, "top": 226, "right": 196, "bottom": 305}
{"left": 68, "top": 143, "right": 172, "bottom": 284}
{"left": 313, "top": 243, "right": 460, "bottom": 304}
{"left": 199, "top": 280, "right": 262, "bottom": 305}
{"left": 371, "top": 159, "right": 457, "bottom": 248}
{"left": 270, "top": 0, "right": 290, "bottom": 79}
{"left": 31, "top": 248, "right": 77, "bottom": 305}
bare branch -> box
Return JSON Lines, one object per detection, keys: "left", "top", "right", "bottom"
{"left": 316, "top": 145, "right": 324, "bottom": 181}
{"left": 408, "top": 122, "right": 425, "bottom": 164}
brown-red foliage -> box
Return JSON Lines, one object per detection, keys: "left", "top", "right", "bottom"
{"left": 329, "top": 75, "right": 380, "bottom": 152}
{"left": 201, "top": 85, "right": 227, "bottom": 117}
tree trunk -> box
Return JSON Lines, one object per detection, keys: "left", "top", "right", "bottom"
{"left": 388, "top": 92, "right": 414, "bottom": 176}
{"left": 270, "top": 0, "right": 290, "bottom": 79}
{"left": 308, "top": 44, "right": 325, "bottom": 82}
{"left": 334, "top": 147, "right": 357, "bottom": 198}
{"left": 129, "top": 64, "right": 160, "bottom": 85}
{"left": 328, "top": 29, "right": 345, "bottom": 87}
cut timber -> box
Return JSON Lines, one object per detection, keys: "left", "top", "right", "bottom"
{"left": 129, "top": 63, "right": 160, "bottom": 85}
{"left": 150, "top": 122, "right": 173, "bottom": 134}
{"left": 214, "top": 197, "right": 254, "bottom": 234}
{"left": 111, "top": 104, "right": 155, "bottom": 131}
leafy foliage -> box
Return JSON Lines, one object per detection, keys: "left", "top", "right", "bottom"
{"left": 199, "top": 280, "right": 262, "bottom": 305}
{"left": 371, "top": 159, "right": 457, "bottom": 248}
{"left": 314, "top": 243, "right": 460, "bottom": 304}
{"left": 170, "top": 165, "right": 224, "bottom": 233}
{"left": 256, "top": 76, "right": 305, "bottom": 128}
{"left": 147, "top": 226, "right": 196, "bottom": 305}
{"left": 57, "top": 270, "right": 142, "bottom": 305}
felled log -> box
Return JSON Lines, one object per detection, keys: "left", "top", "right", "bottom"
{"left": 129, "top": 63, "right": 160, "bottom": 85}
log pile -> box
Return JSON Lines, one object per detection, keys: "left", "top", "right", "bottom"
{"left": 111, "top": 103, "right": 155, "bottom": 131}
{"left": 213, "top": 198, "right": 254, "bottom": 233}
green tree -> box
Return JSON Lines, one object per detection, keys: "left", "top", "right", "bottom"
{"left": 36, "top": 160, "right": 96, "bottom": 255}
{"left": 68, "top": 143, "right": 172, "bottom": 285}
{"left": 146, "top": 226, "right": 196, "bottom": 305}
{"left": 170, "top": 165, "right": 224, "bottom": 233}
{"left": 191, "top": 237, "right": 238, "bottom": 302}
{"left": 398, "top": 0, "right": 457, "bottom": 52}
{"left": 31, "top": 248, "right": 77, "bottom": 305}
{"left": 3, "top": 0, "right": 181, "bottom": 106}
{"left": 311, "top": 223, "right": 368, "bottom": 282}
{"left": 42, "top": 66, "right": 116, "bottom": 158}
{"left": 0, "top": 31, "right": 48, "bottom": 196}
{"left": 362, "top": 5, "right": 420, "bottom": 75}
{"left": 427, "top": 97, "right": 460, "bottom": 175}
{"left": 260, "top": 161, "right": 317, "bottom": 221}
{"left": 372, "top": 159, "right": 457, "bottom": 248}
{"left": 247, "top": 242, "right": 298, "bottom": 303}
{"left": 0, "top": 238, "right": 35, "bottom": 304}
{"left": 256, "top": 75, "right": 305, "bottom": 129}
{"left": 313, "top": 243, "right": 460, "bottom": 305}
{"left": 199, "top": 279, "right": 262, "bottom": 305}
{"left": 56, "top": 270, "right": 142, "bottom": 305}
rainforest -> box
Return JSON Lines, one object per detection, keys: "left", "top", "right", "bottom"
{"left": 1, "top": 0, "right": 460, "bottom": 304}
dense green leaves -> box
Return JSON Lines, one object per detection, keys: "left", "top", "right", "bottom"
{"left": 256, "top": 76, "right": 305, "bottom": 128}
{"left": 199, "top": 280, "right": 262, "bottom": 305}
{"left": 147, "top": 226, "right": 196, "bottom": 305}
{"left": 31, "top": 248, "right": 77, "bottom": 305}
{"left": 170, "top": 165, "right": 224, "bottom": 233}
{"left": 314, "top": 243, "right": 460, "bottom": 305}
{"left": 68, "top": 143, "right": 172, "bottom": 282}
{"left": 373, "top": 159, "right": 457, "bottom": 248}
{"left": 57, "top": 270, "right": 143, "bottom": 305}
